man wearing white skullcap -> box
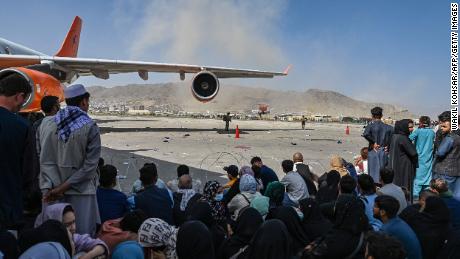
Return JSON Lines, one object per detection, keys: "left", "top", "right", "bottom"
{"left": 36, "top": 83, "right": 101, "bottom": 236}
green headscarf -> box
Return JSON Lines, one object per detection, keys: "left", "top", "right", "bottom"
{"left": 264, "top": 181, "right": 285, "bottom": 206}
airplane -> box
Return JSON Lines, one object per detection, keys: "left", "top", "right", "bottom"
{"left": 0, "top": 16, "right": 290, "bottom": 112}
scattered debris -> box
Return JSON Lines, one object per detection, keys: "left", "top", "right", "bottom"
{"left": 184, "top": 134, "right": 190, "bottom": 137}
{"left": 163, "top": 140, "right": 169, "bottom": 143}
{"left": 337, "top": 140, "right": 342, "bottom": 144}
{"left": 291, "top": 142, "right": 297, "bottom": 145}
{"left": 235, "top": 145, "right": 251, "bottom": 150}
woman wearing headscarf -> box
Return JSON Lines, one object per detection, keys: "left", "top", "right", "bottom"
{"left": 316, "top": 170, "right": 340, "bottom": 205}
{"left": 228, "top": 174, "right": 262, "bottom": 220}
{"left": 399, "top": 196, "right": 451, "bottom": 259}
{"left": 34, "top": 203, "right": 108, "bottom": 258}
{"left": 388, "top": 119, "right": 418, "bottom": 200}
{"left": 243, "top": 219, "right": 292, "bottom": 259}
{"left": 303, "top": 195, "right": 369, "bottom": 259}
{"left": 19, "top": 242, "right": 71, "bottom": 259}
{"left": 176, "top": 221, "right": 215, "bottom": 259}
{"left": 264, "top": 181, "right": 285, "bottom": 208}
{"left": 299, "top": 198, "right": 332, "bottom": 240}
{"left": 218, "top": 208, "right": 263, "bottom": 259}
{"left": 330, "top": 155, "right": 349, "bottom": 177}
{"left": 19, "top": 220, "right": 74, "bottom": 257}
{"left": 271, "top": 206, "right": 310, "bottom": 257}
{"left": 200, "top": 181, "right": 228, "bottom": 225}
{"left": 0, "top": 229, "right": 19, "bottom": 259}
{"left": 187, "top": 202, "right": 226, "bottom": 256}
{"left": 138, "top": 218, "right": 178, "bottom": 259}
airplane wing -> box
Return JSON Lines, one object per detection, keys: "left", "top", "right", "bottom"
{"left": 0, "top": 54, "right": 290, "bottom": 80}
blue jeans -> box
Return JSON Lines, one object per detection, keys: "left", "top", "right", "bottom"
{"left": 434, "top": 174, "right": 460, "bottom": 201}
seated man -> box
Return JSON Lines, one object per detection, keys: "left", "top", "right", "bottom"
{"left": 374, "top": 195, "right": 422, "bottom": 259}
{"left": 167, "top": 164, "right": 202, "bottom": 193}
{"left": 430, "top": 178, "right": 460, "bottom": 231}
{"left": 280, "top": 160, "right": 309, "bottom": 206}
{"left": 134, "top": 163, "right": 174, "bottom": 225}
{"left": 173, "top": 174, "right": 202, "bottom": 226}
{"left": 222, "top": 165, "right": 239, "bottom": 192}
{"left": 96, "top": 164, "right": 129, "bottom": 223}
{"left": 98, "top": 209, "right": 148, "bottom": 253}
{"left": 377, "top": 168, "right": 407, "bottom": 214}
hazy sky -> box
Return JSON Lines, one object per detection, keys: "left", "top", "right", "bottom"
{"left": 0, "top": 0, "right": 451, "bottom": 116}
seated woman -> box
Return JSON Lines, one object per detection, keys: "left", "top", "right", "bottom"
{"left": 228, "top": 174, "right": 261, "bottom": 220}
{"left": 19, "top": 220, "right": 74, "bottom": 257}
{"left": 35, "top": 203, "right": 108, "bottom": 258}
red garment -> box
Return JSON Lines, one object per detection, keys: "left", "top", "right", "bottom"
{"left": 97, "top": 218, "right": 132, "bottom": 254}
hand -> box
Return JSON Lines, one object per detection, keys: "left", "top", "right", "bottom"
{"left": 43, "top": 188, "right": 64, "bottom": 203}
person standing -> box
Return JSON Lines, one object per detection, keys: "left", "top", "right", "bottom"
{"left": 432, "top": 111, "right": 460, "bottom": 201}
{"left": 0, "top": 72, "right": 34, "bottom": 232}
{"left": 37, "top": 84, "right": 101, "bottom": 235}
{"left": 223, "top": 112, "right": 231, "bottom": 132}
{"left": 363, "top": 107, "right": 393, "bottom": 183}
{"left": 409, "top": 116, "right": 435, "bottom": 199}
{"left": 301, "top": 116, "right": 306, "bottom": 130}
{"left": 388, "top": 119, "right": 418, "bottom": 202}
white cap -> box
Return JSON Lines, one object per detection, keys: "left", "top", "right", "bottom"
{"left": 64, "top": 84, "right": 88, "bottom": 98}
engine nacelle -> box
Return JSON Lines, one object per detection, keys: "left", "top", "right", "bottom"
{"left": 191, "top": 71, "right": 220, "bottom": 102}
{"left": 0, "top": 67, "right": 64, "bottom": 112}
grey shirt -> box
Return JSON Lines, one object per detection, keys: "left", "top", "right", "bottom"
{"left": 280, "top": 171, "right": 309, "bottom": 203}
{"left": 378, "top": 183, "right": 408, "bottom": 214}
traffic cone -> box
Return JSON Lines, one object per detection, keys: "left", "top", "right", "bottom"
{"left": 345, "top": 125, "right": 350, "bottom": 135}
{"left": 235, "top": 125, "right": 240, "bottom": 139}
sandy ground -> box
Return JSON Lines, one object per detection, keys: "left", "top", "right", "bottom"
{"left": 95, "top": 115, "right": 368, "bottom": 193}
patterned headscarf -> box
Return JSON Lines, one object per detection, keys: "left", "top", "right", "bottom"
{"left": 239, "top": 174, "right": 257, "bottom": 194}
{"left": 200, "top": 181, "right": 227, "bottom": 223}
{"left": 54, "top": 106, "right": 92, "bottom": 142}
{"left": 138, "top": 218, "right": 178, "bottom": 259}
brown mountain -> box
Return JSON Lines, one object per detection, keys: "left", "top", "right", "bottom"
{"left": 88, "top": 83, "right": 413, "bottom": 118}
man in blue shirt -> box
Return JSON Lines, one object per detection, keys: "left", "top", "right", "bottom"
{"left": 135, "top": 163, "right": 174, "bottom": 225}
{"left": 96, "top": 164, "right": 129, "bottom": 223}
{"left": 251, "top": 156, "right": 279, "bottom": 194}
{"left": 374, "top": 195, "right": 422, "bottom": 259}
{"left": 357, "top": 174, "right": 382, "bottom": 231}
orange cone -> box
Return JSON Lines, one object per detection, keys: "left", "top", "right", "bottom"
{"left": 345, "top": 125, "right": 350, "bottom": 135}
{"left": 235, "top": 125, "right": 240, "bottom": 139}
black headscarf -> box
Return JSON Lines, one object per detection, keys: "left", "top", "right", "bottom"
{"left": 400, "top": 196, "right": 451, "bottom": 259}
{"left": 316, "top": 170, "right": 340, "bottom": 204}
{"left": 333, "top": 194, "right": 369, "bottom": 234}
{"left": 272, "top": 206, "right": 310, "bottom": 255}
{"left": 218, "top": 208, "right": 263, "bottom": 258}
{"left": 18, "top": 219, "right": 73, "bottom": 256}
{"left": 187, "top": 201, "right": 226, "bottom": 256}
{"left": 299, "top": 198, "right": 333, "bottom": 240}
{"left": 394, "top": 119, "right": 411, "bottom": 136}
{"left": 176, "top": 220, "right": 214, "bottom": 259}
{"left": 0, "top": 229, "right": 19, "bottom": 259}
{"left": 245, "top": 219, "right": 292, "bottom": 259}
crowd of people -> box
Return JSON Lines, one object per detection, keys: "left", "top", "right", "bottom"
{"left": 1, "top": 73, "right": 460, "bottom": 259}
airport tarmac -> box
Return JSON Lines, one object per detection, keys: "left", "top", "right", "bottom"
{"left": 96, "top": 116, "right": 368, "bottom": 194}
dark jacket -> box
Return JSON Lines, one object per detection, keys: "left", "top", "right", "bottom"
{"left": 433, "top": 133, "right": 460, "bottom": 177}
{"left": 259, "top": 165, "right": 279, "bottom": 194}
{"left": 173, "top": 191, "right": 201, "bottom": 226}
{"left": 296, "top": 163, "right": 317, "bottom": 196}
{"left": 0, "top": 107, "right": 33, "bottom": 229}
{"left": 135, "top": 185, "right": 174, "bottom": 225}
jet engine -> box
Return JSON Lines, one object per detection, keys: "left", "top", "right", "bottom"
{"left": 191, "top": 71, "right": 220, "bottom": 102}
{"left": 0, "top": 67, "right": 64, "bottom": 112}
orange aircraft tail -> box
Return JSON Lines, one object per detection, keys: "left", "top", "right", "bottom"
{"left": 55, "top": 16, "right": 82, "bottom": 58}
